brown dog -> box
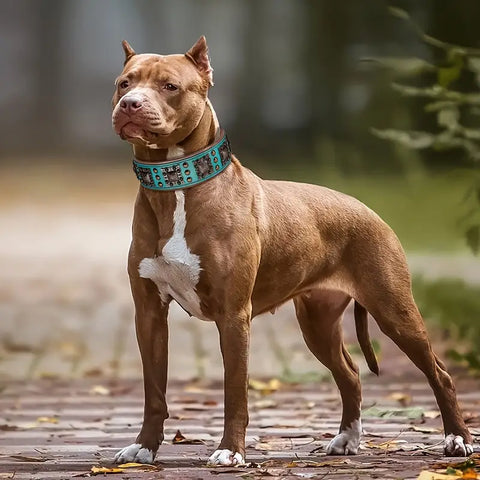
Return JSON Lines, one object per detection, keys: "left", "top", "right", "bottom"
{"left": 111, "top": 37, "right": 473, "bottom": 465}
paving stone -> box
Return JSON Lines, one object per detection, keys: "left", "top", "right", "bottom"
{"left": 0, "top": 378, "right": 479, "bottom": 479}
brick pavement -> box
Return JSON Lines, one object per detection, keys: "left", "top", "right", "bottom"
{"left": 1, "top": 377, "right": 479, "bottom": 479}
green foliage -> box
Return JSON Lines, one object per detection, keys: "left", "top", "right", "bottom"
{"left": 371, "top": 7, "right": 480, "bottom": 252}
{"left": 413, "top": 276, "right": 480, "bottom": 371}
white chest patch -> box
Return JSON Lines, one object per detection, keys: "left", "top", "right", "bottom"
{"left": 139, "top": 190, "right": 207, "bottom": 320}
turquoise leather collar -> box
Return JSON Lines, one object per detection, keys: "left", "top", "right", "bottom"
{"left": 133, "top": 131, "right": 232, "bottom": 191}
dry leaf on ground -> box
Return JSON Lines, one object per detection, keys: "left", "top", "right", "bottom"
{"left": 90, "top": 385, "right": 110, "bottom": 396}
{"left": 117, "top": 463, "right": 161, "bottom": 471}
{"left": 362, "top": 405, "right": 424, "bottom": 419}
{"left": 172, "top": 429, "right": 186, "bottom": 443}
{"left": 253, "top": 399, "right": 277, "bottom": 409}
{"left": 0, "top": 425, "right": 19, "bottom": 431}
{"left": 36, "top": 416, "right": 58, "bottom": 424}
{"left": 410, "top": 425, "right": 442, "bottom": 434}
{"left": 171, "top": 429, "right": 204, "bottom": 444}
{"left": 388, "top": 392, "right": 412, "bottom": 406}
{"left": 248, "top": 378, "right": 281, "bottom": 394}
{"left": 91, "top": 466, "right": 124, "bottom": 474}
{"left": 365, "top": 439, "right": 408, "bottom": 451}
{"left": 417, "top": 471, "right": 461, "bottom": 480}
{"left": 424, "top": 410, "right": 441, "bottom": 419}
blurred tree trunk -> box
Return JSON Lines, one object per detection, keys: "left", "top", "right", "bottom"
{"left": 32, "top": 0, "right": 66, "bottom": 151}
{"left": 234, "top": 1, "right": 265, "bottom": 150}
{"left": 305, "top": 1, "right": 348, "bottom": 143}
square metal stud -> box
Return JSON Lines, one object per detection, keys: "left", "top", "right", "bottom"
{"left": 193, "top": 155, "right": 213, "bottom": 179}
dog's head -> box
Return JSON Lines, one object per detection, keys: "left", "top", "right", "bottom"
{"left": 112, "top": 36, "right": 213, "bottom": 149}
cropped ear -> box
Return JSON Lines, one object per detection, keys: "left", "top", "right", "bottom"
{"left": 122, "top": 40, "right": 136, "bottom": 65}
{"left": 185, "top": 36, "right": 214, "bottom": 86}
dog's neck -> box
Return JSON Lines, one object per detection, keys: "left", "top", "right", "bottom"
{"left": 132, "top": 99, "right": 219, "bottom": 163}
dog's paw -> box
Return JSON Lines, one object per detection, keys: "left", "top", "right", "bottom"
{"left": 114, "top": 443, "right": 155, "bottom": 464}
{"left": 444, "top": 434, "right": 474, "bottom": 457}
{"left": 326, "top": 433, "right": 360, "bottom": 455}
{"left": 207, "top": 449, "right": 245, "bottom": 466}
{"left": 326, "top": 421, "right": 361, "bottom": 455}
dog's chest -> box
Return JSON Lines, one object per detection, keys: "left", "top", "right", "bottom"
{"left": 139, "top": 190, "right": 208, "bottom": 320}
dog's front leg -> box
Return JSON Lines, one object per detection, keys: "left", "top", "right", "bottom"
{"left": 114, "top": 213, "right": 170, "bottom": 464}
{"left": 114, "top": 263, "right": 169, "bottom": 464}
{"left": 208, "top": 307, "right": 251, "bottom": 466}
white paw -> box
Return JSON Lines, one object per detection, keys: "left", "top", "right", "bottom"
{"left": 444, "top": 434, "right": 474, "bottom": 457}
{"left": 114, "top": 443, "right": 155, "bottom": 464}
{"left": 326, "top": 420, "right": 361, "bottom": 455}
{"left": 207, "top": 449, "right": 245, "bottom": 466}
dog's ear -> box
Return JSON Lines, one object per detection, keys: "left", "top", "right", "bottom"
{"left": 185, "top": 36, "right": 214, "bottom": 86}
{"left": 122, "top": 40, "right": 136, "bottom": 65}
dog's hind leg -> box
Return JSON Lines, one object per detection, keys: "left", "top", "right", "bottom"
{"left": 293, "top": 290, "right": 362, "bottom": 455}
{"left": 358, "top": 271, "right": 473, "bottom": 456}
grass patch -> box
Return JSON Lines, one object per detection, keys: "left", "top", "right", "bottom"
{"left": 413, "top": 276, "right": 480, "bottom": 372}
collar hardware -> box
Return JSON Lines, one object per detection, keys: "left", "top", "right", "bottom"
{"left": 132, "top": 132, "right": 231, "bottom": 191}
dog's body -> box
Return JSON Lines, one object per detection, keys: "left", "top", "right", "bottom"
{"left": 111, "top": 37, "right": 473, "bottom": 465}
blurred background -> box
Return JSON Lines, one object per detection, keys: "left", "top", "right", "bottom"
{"left": 1, "top": 0, "right": 480, "bottom": 383}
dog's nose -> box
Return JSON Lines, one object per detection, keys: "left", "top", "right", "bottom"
{"left": 120, "top": 95, "right": 143, "bottom": 114}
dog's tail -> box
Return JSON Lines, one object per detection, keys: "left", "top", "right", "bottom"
{"left": 354, "top": 301, "right": 379, "bottom": 375}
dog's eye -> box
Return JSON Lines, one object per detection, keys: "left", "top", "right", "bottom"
{"left": 119, "top": 80, "right": 129, "bottom": 89}
{"left": 164, "top": 83, "right": 178, "bottom": 91}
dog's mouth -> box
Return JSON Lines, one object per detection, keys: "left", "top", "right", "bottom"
{"left": 118, "top": 121, "right": 169, "bottom": 142}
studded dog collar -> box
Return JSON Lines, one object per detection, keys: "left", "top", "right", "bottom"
{"left": 132, "top": 131, "right": 232, "bottom": 191}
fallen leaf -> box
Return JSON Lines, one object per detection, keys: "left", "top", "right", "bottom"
{"left": 0, "top": 425, "right": 19, "bottom": 431}
{"left": 171, "top": 429, "right": 204, "bottom": 445}
{"left": 2, "top": 338, "right": 37, "bottom": 353}
{"left": 172, "top": 429, "right": 186, "bottom": 443}
{"left": 90, "top": 385, "right": 110, "bottom": 396}
{"left": 362, "top": 405, "right": 424, "bottom": 419}
{"left": 91, "top": 466, "right": 124, "bottom": 474}
{"left": 59, "top": 341, "right": 84, "bottom": 359}
{"left": 253, "top": 399, "right": 277, "bottom": 409}
{"left": 36, "top": 416, "right": 58, "bottom": 424}
{"left": 365, "top": 439, "right": 408, "bottom": 451}
{"left": 443, "top": 458, "right": 477, "bottom": 474}
{"left": 410, "top": 425, "right": 441, "bottom": 434}
{"left": 417, "top": 471, "right": 461, "bottom": 480}
{"left": 254, "top": 442, "right": 274, "bottom": 451}
{"left": 117, "top": 463, "right": 160, "bottom": 470}
{"left": 431, "top": 459, "right": 476, "bottom": 473}
{"left": 248, "top": 378, "right": 281, "bottom": 394}
{"left": 388, "top": 392, "right": 412, "bottom": 407}
{"left": 424, "top": 410, "right": 441, "bottom": 419}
